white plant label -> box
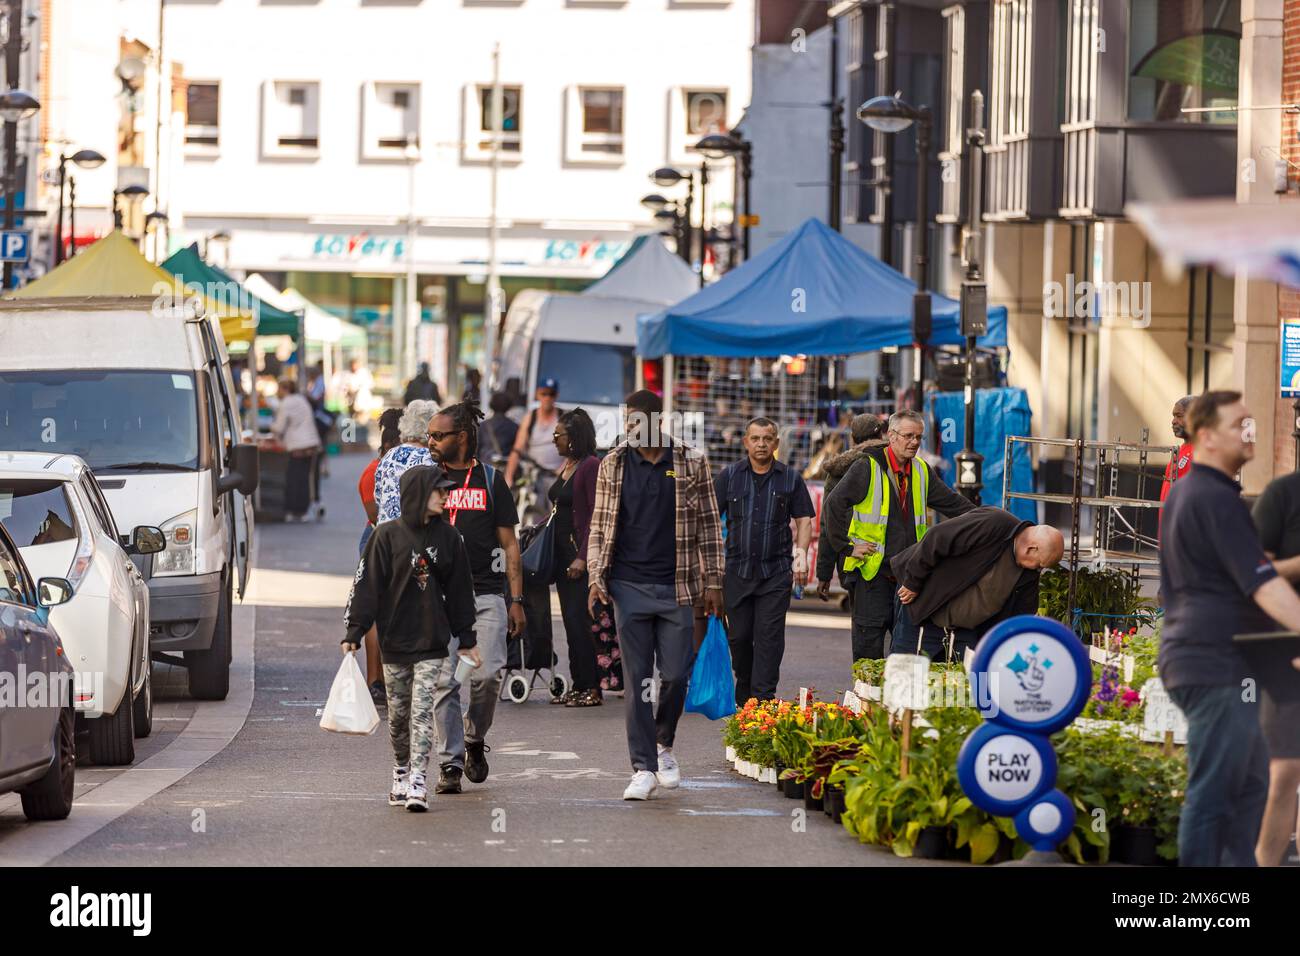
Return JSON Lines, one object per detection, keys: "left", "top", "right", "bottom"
{"left": 798, "top": 686, "right": 810, "bottom": 709}
{"left": 883, "top": 654, "right": 930, "bottom": 712}
{"left": 1140, "top": 677, "right": 1188, "bottom": 742}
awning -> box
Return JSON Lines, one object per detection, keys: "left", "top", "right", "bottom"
{"left": 1126, "top": 198, "right": 1300, "bottom": 289}
{"left": 6, "top": 231, "right": 257, "bottom": 344}
{"left": 636, "top": 217, "right": 1007, "bottom": 358}
{"left": 161, "top": 244, "right": 302, "bottom": 337}
{"left": 243, "top": 274, "right": 367, "bottom": 348}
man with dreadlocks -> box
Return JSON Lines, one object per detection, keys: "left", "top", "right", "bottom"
{"left": 425, "top": 399, "right": 525, "bottom": 793}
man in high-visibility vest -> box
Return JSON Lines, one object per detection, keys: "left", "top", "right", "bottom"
{"left": 822, "top": 409, "right": 974, "bottom": 660}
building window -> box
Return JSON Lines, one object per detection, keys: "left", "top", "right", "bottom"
{"left": 364, "top": 82, "right": 420, "bottom": 159}
{"left": 185, "top": 81, "right": 219, "bottom": 150}
{"left": 942, "top": 5, "right": 965, "bottom": 158}
{"left": 1128, "top": 0, "right": 1240, "bottom": 123}
{"left": 479, "top": 85, "right": 522, "bottom": 151}
{"left": 263, "top": 81, "right": 320, "bottom": 157}
{"left": 565, "top": 87, "right": 624, "bottom": 164}
{"left": 684, "top": 89, "right": 727, "bottom": 136}
{"left": 667, "top": 87, "right": 728, "bottom": 164}
{"left": 1186, "top": 267, "right": 1235, "bottom": 393}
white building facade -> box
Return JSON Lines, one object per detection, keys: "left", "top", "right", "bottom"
{"left": 37, "top": 0, "right": 753, "bottom": 389}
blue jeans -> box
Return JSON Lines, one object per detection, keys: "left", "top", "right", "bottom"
{"left": 1167, "top": 684, "right": 1269, "bottom": 866}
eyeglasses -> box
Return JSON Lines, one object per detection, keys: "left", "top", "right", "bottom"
{"left": 553, "top": 430, "right": 568, "bottom": 440}
{"left": 538, "top": 390, "right": 557, "bottom": 398}
{"left": 891, "top": 431, "right": 923, "bottom": 444}
{"left": 426, "top": 429, "right": 462, "bottom": 443}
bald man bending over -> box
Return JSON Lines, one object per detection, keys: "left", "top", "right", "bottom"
{"left": 889, "top": 507, "right": 1065, "bottom": 661}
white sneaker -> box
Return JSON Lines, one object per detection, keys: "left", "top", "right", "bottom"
{"left": 388, "top": 766, "right": 409, "bottom": 806}
{"left": 655, "top": 749, "right": 681, "bottom": 789}
{"left": 405, "top": 770, "right": 428, "bottom": 812}
{"left": 622, "top": 770, "right": 658, "bottom": 801}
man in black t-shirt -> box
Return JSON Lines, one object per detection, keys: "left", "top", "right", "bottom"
{"left": 426, "top": 402, "right": 527, "bottom": 793}
{"left": 1160, "top": 390, "right": 1300, "bottom": 866}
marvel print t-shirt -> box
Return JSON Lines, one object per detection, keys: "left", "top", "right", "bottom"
{"left": 442, "top": 462, "right": 519, "bottom": 595}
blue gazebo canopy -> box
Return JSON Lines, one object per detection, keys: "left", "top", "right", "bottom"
{"left": 636, "top": 217, "right": 1008, "bottom": 358}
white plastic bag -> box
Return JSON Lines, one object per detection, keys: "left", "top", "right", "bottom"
{"left": 320, "top": 651, "right": 380, "bottom": 735}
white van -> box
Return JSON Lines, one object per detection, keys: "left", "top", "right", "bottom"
{"left": 497, "top": 289, "right": 638, "bottom": 448}
{"left": 0, "top": 297, "right": 257, "bottom": 700}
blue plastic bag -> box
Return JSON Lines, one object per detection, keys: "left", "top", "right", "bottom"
{"left": 685, "top": 616, "right": 736, "bottom": 720}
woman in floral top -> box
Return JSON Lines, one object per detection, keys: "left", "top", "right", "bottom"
{"left": 374, "top": 401, "right": 440, "bottom": 525}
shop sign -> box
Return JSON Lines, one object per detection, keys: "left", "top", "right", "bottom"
{"left": 1280, "top": 315, "right": 1300, "bottom": 398}
{"left": 542, "top": 239, "right": 629, "bottom": 264}
{"left": 311, "top": 232, "right": 406, "bottom": 261}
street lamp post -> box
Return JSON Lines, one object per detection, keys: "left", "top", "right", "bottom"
{"left": 53, "top": 148, "right": 105, "bottom": 266}
{"left": 113, "top": 184, "right": 149, "bottom": 233}
{"left": 67, "top": 176, "right": 77, "bottom": 258}
{"left": 695, "top": 132, "right": 752, "bottom": 265}
{"left": 651, "top": 167, "right": 696, "bottom": 266}
{"left": 857, "top": 94, "right": 934, "bottom": 419}
{"left": 0, "top": 87, "right": 40, "bottom": 289}
{"left": 145, "top": 209, "right": 169, "bottom": 263}
{"left": 954, "top": 90, "right": 988, "bottom": 505}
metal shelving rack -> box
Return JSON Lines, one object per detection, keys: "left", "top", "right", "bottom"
{"left": 1003, "top": 434, "right": 1178, "bottom": 616}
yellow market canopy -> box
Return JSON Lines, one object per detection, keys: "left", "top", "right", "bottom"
{"left": 7, "top": 231, "right": 257, "bottom": 343}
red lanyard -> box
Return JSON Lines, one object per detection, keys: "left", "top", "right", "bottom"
{"left": 447, "top": 460, "right": 477, "bottom": 527}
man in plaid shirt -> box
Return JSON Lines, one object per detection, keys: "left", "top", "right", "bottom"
{"left": 587, "top": 389, "right": 725, "bottom": 800}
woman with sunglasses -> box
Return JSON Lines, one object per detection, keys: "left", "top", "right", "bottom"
{"left": 548, "top": 409, "right": 608, "bottom": 707}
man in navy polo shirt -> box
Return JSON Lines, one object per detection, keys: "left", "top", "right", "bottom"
{"left": 714, "top": 417, "right": 815, "bottom": 704}
{"left": 1160, "top": 390, "right": 1300, "bottom": 866}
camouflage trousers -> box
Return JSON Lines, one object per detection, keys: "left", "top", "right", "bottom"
{"left": 383, "top": 660, "right": 439, "bottom": 776}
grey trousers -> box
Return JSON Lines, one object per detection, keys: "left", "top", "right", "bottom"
{"left": 433, "top": 593, "right": 508, "bottom": 770}
{"left": 609, "top": 580, "right": 694, "bottom": 773}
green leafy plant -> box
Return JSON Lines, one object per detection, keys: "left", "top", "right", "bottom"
{"left": 1038, "top": 567, "right": 1160, "bottom": 635}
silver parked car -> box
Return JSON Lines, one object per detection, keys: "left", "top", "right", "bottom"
{"left": 0, "top": 519, "right": 77, "bottom": 821}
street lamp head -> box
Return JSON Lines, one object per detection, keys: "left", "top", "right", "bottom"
{"left": 650, "top": 167, "right": 685, "bottom": 188}
{"left": 0, "top": 89, "right": 40, "bottom": 123}
{"left": 146, "top": 210, "right": 169, "bottom": 225}
{"left": 856, "top": 94, "right": 918, "bottom": 134}
{"left": 653, "top": 209, "right": 679, "bottom": 224}
{"left": 69, "top": 148, "right": 106, "bottom": 169}
{"left": 640, "top": 193, "right": 669, "bottom": 211}
{"left": 209, "top": 229, "right": 231, "bottom": 242}
{"left": 116, "top": 184, "right": 149, "bottom": 200}
{"left": 694, "top": 132, "right": 741, "bottom": 159}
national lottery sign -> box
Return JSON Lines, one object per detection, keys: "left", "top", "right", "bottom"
{"left": 957, "top": 616, "right": 1091, "bottom": 853}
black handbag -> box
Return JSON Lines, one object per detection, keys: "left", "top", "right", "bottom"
{"left": 521, "top": 507, "right": 558, "bottom": 584}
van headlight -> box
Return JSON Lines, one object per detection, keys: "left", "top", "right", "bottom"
{"left": 154, "top": 509, "right": 197, "bottom": 576}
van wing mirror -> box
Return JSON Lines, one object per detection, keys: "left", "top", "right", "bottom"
{"left": 217, "top": 443, "right": 260, "bottom": 496}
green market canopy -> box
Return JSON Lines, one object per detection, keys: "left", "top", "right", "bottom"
{"left": 161, "top": 244, "right": 302, "bottom": 337}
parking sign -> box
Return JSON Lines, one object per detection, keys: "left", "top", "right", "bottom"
{"left": 0, "top": 230, "right": 30, "bottom": 263}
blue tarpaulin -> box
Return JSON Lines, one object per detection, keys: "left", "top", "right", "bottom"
{"left": 636, "top": 217, "right": 1008, "bottom": 358}
{"left": 925, "top": 387, "right": 1035, "bottom": 522}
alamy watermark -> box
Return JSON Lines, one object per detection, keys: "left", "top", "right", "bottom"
{"left": 1044, "top": 273, "right": 1151, "bottom": 328}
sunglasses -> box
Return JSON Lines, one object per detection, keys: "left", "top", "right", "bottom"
{"left": 426, "top": 429, "right": 463, "bottom": 442}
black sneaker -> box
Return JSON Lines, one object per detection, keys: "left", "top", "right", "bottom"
{"left": 465, "top": 742, "right": 490, "bottom": 783}
{"left": 435, "top": 765, "right": 463, "bottom": 794}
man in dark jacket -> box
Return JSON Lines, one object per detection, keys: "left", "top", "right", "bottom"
{"left": 342, "top": 464, "right": 479, "bottom": 811}
{"left": 822, "top": 410, "right": 975, "bottom": 660}
{"left": 403, "top": 362, "right": 443, "bottom": 407}
{"left": 890, "top": 507, "right": 1064, "bottom": 661}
